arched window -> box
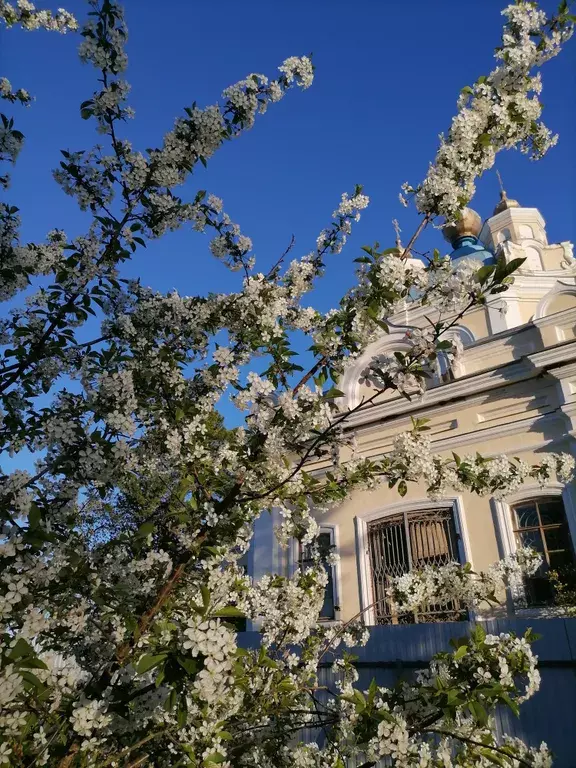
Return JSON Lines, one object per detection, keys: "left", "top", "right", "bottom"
{"left": 511, "top": 497, "right": 575, "bottom": 605}
{"left": 497, "top": 227, "right": 512, "bottom": 243}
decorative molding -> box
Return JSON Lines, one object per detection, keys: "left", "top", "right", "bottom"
{"left": 529, "top": 341, "right": 576, "bottom": 369}
{"left": 345, "top": 357, "right": 541, "bottom": 429}
{"left": 533, "top": 303, "right": 576, "bottom": 326}
{"left": 355, "top": 497, "right": 472, "bottom": 626}
{"left": 339, "top": 329, "right": 411, "bottom": 411}
{"left": 476, "top": 394, "right": 549, "bottom": 425}
{"left": 534, "top": 290, "right": 576, "bottom": 323}
{"left": 339, "top": 325, "right": 477, "bottom": 411}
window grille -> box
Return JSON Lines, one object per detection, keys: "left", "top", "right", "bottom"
{"left": 367, "top": 507, "right": 466, "bottom": 624}
{"left": 512, "top": 498, "right": 575, "bottom": 605}
{"left": 300, "top": 531, "right": 337, "bottom": 620}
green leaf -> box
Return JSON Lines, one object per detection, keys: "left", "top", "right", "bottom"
{"left": 19, "top": 670, "right": 45, "bottom": 690}
{"left": 500, "top": 692, "right": 520, "bottom": 717}
{"left": 164, "top": 688, "right": 177, "bottom": 711}
{"left": 353, "top": 689, "right": 366, "bottom": 713}
{"left": 177, "top": 697, "right": 188, "bottom": 728}
{"left": 453, "top": 644, "right": 468, "bottom": 661}
{"left": 324, "top": 387, "right": 345, "bottom": 399}
{"left": 27, "top": 504, "right": 41, "bottom": 530}
{"left": 496, "top": 256, "right": 526, "bottom": 280}
{"left": 398, "top": 480, "right": 407, "bottom": 497}
{"left": 201, "top": 586, "right": 211, "bottom": 610}
{"left": 203, "top": 754, "right": 226, "bottom": 765}
{"left": 17, "top": 657, "right": 48, "bottom": 670}
{"left": 176, "top": 655, "right": 198, "bottom": 676}
{"left": 469, "top": 700, "right": 488, "bottom": 725}
{"left": 473, "top": 623, "right": 487, "bottom": 643}
{"left": 476, "top": 264, "right": 495, "bottom": 285}
{"left": 479, "top": 748, "right": 507, "bottom": 767}
{"left": 8, "top": 638, "right": 34, "bottom": 660}
{"left": 135, "top": 521, "right": 154, "bottom": 539}
{"left": 212, "top": 606, "right": 246, "bottom": 618}
{"left": 136, "top": 653, "right": 168, "bottom": 674}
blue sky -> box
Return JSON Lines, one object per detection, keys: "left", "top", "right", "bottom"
{"left": 3, "top": 0, "right": 575, "bottom": 317}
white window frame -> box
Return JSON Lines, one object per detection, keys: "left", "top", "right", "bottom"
{"left": 491, "top": 482, "right": 576, "bottom": 612}
{"left": 354, "top": 497, "right": 472, "bottom": 626}
{"left": 289, "top": 524, "right": 342, "bottom": 624}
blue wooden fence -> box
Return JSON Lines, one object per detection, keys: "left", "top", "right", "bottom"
{"left": 240, "top": 618, "right": 576, "bottom": 767}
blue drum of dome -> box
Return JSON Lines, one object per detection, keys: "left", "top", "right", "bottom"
{"left": 449, "top": 234, "right": 495, "bottom": 266}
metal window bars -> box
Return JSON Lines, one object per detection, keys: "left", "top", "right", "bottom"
{"left": 367, "top": 507, "right": 466, "bottom": 625}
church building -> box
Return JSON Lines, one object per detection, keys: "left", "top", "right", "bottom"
{"left": 248, "top": 192, "right": 576, "bottom": 627}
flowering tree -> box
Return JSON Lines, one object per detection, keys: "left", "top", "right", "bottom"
{"left": 1, "top": 1, "right": 575, "bottom": 766}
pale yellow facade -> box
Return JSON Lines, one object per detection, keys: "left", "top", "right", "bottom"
{"left": 248, "top": 196, "right": 576, "bottom": 627}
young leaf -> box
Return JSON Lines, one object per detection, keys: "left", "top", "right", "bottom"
{"left": 136, "top": 653, "right": 168, "bottom": 674}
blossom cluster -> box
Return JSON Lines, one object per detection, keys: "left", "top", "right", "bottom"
{"left": 385, "top": 428, "right": 574, "bottom": 500}
{"left": 1, "top": 0, "right": 77, "bottom": 31}
{"left": 0, "top": 77, "right": 31, "bottom": 105}
{"left": 389, "top": 547, "right": 543, "bottom": 615}
{"left": 410, "top": 2, "right": 574, "bottom": 219}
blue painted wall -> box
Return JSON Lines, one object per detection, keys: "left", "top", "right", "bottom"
{"left": 240, "top": 618, "right": 576, "bottom": 766}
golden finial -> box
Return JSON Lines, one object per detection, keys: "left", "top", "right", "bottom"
{"left": 493, "top": 170, "right": 520, "bottom": 215}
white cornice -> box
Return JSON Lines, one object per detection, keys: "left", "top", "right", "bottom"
{"left": 425, "top": 412, "right": 567, "bottom": 454}
{"left": 344, "top": 339, "right": 576, "bottom": 431}
{"left": 529, "top": 342, "right": 576, "bottom": 369}
{"left": 345, "top": 358, "right": 537, "bottom": 429}
{"left": 533, "top": 306, "right": 576, "bottom": 328}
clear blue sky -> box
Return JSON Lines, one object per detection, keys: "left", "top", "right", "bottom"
{"left": 3, "top": 0, "right": 575, "bottom": 317}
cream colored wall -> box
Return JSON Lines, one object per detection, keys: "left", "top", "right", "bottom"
{"left": 313, "top": 359, "right": 571, "bottom": 621}
{"left": 545, "top": 293, "right": 576, "bottom": 316}
{"left": 317, "top": 437, "right": 569, "bottom": 621}
{"left": 542, "top": 244, "right": 569, "bottom": 271}
{"left": 517, "top": 301, "right": 538, "bottom": 325}
{"left": 460, "top": 306, "right": 490, "bottom": 341}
